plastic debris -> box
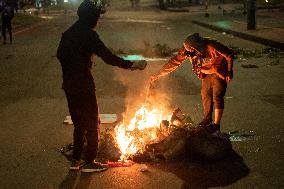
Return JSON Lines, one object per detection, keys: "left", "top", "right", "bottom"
{"left": 229, "top": 131, "right": 254, "bottom": 142}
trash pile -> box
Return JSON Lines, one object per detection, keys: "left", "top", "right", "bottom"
{"left": 97, "top": 108, "right": 232, "bottom": 163}
{"left": 61, "top": 108, "right": 233, "bottom": 165}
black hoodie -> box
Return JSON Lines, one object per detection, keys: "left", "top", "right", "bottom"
{"left": 57, "top": 1, "right": 133, "bottom": 94}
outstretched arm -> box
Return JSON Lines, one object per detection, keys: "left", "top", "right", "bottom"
{"left": 151, "top": 46, "right": 188, "bottom": 81}
{"left": 88, "top": 31, "right": 133, "bottom": 69}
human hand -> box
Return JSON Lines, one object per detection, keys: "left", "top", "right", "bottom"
{"left": 130, "top": 60, "right": 147, "bottom": 70}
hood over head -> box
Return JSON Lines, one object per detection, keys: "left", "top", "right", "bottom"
{"left": 183, "top": 33, "right": 206, "bottom": 54}
{"left": 77, "top": 0, "right": 102, "bottom": 28}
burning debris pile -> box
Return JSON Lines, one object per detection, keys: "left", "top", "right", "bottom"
{"left": 97, "top": 106, "right": 232, "bottom": 163}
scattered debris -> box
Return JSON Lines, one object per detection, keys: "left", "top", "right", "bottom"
{"left": 238, "top": 57, "right": 247, "bottom": 61}
{"left": 61, "top": 108, "right": 235, "bottom": 164}
{"left": 229, "top": 131, "right": 254, "bottom": 142}
{"left": 231, "top": 47, "right": 283, "bottom": 59}
{"left": 266, "top": 59, "right": 280, "bottom": 66}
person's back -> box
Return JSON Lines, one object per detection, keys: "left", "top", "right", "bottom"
{"left": 57, "top": 21, "right": 98, "bottom": 94}
{"left": 57, "top": 21, "right": 94, "bottom": 75}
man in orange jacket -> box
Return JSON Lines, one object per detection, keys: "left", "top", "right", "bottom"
{"left": 150, "top": 33, "right": 234, "bottom": 132}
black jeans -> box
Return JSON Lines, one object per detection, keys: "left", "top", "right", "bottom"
{"left": 65, "top": 91, "right": 99, "bottom": 163}
{"left": 201, "top": 74, "right": 227, "bottom": 122}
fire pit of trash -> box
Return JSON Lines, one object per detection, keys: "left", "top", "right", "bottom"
{"left": 61, "top": 105, "right": 233, "bottom": 165}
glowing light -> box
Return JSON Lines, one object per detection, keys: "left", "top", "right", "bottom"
{"left": 115, "top": 104, "right": 171, "bottom": 160}
{"left": 123, "top": 55, "right": 145, "bottom": 61}
{"left": 123, "top": 54, "right": 168, "bottom": 61}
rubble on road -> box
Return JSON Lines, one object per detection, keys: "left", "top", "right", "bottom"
{"left": 61, "top": 108, "right": 233, "bottom": 164}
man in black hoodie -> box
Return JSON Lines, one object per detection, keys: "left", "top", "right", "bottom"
{"left": 57, "top": 0, "right": 147, "bottom": 173}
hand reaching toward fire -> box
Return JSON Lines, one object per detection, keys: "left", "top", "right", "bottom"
{"left": 130, "top": 60, "right": 147, "bottom": 70}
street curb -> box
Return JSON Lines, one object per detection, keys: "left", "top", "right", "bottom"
{"left": 192, "top": 20, "right": 284, "bottom": 51}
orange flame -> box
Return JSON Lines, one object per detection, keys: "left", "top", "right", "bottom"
{"left": 115, "top": 104, "right": 171, "bottom": 160}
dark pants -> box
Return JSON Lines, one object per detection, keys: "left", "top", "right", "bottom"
{"left": 65, "top": 91, "right": 99, "bottom": 163}
{"left": 1, "top": 19, "right": 12, "bottom": 43}
{"left": 201, "top": 74, "right": 227, "bottom": 122}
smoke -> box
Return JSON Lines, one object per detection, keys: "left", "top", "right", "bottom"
{"left": 112, "top": 60, "right": 174, "bottom": 124}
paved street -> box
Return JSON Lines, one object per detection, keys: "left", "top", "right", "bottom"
{"left": 0, "top": 4, "right": 283, "bottom": 189}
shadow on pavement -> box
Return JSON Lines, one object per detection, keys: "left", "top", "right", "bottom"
{"left": 59, "top": 171, "right": 94, "bottom": 189}
{"left": 150, "top": 150, "right": 250, "bottom": 189}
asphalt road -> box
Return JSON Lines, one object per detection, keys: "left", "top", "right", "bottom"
{"left": 0, "top": 8, "right": 283, "bottom": 189}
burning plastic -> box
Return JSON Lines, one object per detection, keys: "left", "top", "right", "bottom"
{"left": 114, "top": 104, "right": 173, "bottom": 160}
{"left": 113, "top": 105, "right": 196, "bottom": 161}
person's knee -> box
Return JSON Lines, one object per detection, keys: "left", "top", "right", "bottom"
{"left": 213, "top": 96, "right": 224, "bottom": 109}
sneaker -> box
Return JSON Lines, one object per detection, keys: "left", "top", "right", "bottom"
{"left": 211, "top": 123, "right": 220, "bottom": 132}
{"left": 206, "top": 123, "right": 220, "bottom": 133}
{"left": 82, "top": 162, "right": 108, "bottom": 173}
{"left": 70, "top": 159, "right": 84, "bottom": 170}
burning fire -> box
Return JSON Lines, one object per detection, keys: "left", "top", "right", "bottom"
{"left": 115, "top": 104, "right": 172, "bottom": 160}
